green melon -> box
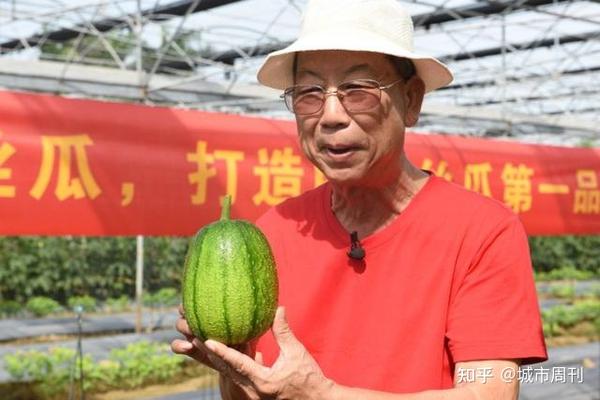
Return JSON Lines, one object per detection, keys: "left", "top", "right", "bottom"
{"left": 182, "top": 195, "right": 278, "bottom": 345}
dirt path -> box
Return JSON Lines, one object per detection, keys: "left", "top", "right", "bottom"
{"left": 93, "top": 374, "right": 218, "bottom": 400}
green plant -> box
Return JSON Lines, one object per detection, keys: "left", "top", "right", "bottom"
{"left": 529, "top": 236, "right": 600, "bottom": 277}
{"left": 109, "top": 341, "right": 185, "bottom": 388}
{"left": 542, "top": 299, "right": 600, "bottom": 337}
{"left": 4, "top": 347, "right": 95, "bottom": 397}
{"left": 143, "top": 288, "right": 180, "bottom": 308}
{"left": 0, "top": 300, "right": 21, "bottom": 318}
{"left": 548, "top": 283, "right": 576, "bottom": 299}
{"left": 4, "top": 341, "right": 189, "bottom": 396}
{"left": 586, "top": 283, "right": 600, "bottom": 298}
{"left": 0, "top": 236, "right": 188, "bottom": 303}
{"left": 578, "top": 138, "right": 597, "bottom": 148}
{"left": 143, "top": 291, "right": 157, "bottom": 307}
{"left": 67, "top": 295, "right": 97, "bottom": 312}
{"left": 152, "top": 287, "right": 179, "bottom": 307}
{"left": 25, "top": 296, "right": 61, "bottom": 317}
{"left": 535, "top": 266, "right": 594, "bottom": 282}
{"left": 105, "top": 295, "right": 130, "bottom": 312}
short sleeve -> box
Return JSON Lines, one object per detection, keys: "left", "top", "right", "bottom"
{"left": 446, "top": 215, "right": 548, "bottom": 365}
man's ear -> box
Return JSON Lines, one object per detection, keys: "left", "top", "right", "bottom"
{"left": 404, "top": 76, "right": 425, "bottom": 127}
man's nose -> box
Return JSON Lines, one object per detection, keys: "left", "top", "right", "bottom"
{"left": 320, "top": 93, "right": 351, "bottom": 129}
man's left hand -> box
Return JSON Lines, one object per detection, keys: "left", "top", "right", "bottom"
{"left": 202, "top": 306, "right": 334, "bottom": 400}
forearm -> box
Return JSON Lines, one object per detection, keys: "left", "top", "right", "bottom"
{"left": 330, "top": 377, "right": 520, "bottom": 400}
{"left": 329, "top": 384, "right": 481, "bottom": 400}
{"left": 329, "top": 359, "right": 519, "bottom": 400}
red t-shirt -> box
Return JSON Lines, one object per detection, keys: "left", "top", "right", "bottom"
{"left": 255, "top": 174, "right": 547, "bottom": 393}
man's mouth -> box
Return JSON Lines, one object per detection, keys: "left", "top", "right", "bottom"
{"left": 324, "top": 145, "right": 359, "bottom": 156}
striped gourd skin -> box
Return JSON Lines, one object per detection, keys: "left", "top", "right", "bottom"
{"left": 182, "top": 219, "right": 278, "bottom": 345}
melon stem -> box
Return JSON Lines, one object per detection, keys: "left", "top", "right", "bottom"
{"left": 221, "top": 195, "right": 232, "bottom": 221}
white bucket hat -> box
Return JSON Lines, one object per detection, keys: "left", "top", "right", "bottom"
{"left": 257, "top": 0, "right": 453, "bottom": 93}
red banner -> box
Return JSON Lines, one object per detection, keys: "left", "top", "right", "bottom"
{"left": 0, "top": 90, "right": 598, "bottom": 236}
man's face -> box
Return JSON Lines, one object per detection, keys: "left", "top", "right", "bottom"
{"left": 293, "top": 50, "right": 423, "bottom": 186}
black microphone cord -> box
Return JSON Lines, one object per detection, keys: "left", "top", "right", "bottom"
{"left": 347, "top": 231, "right": 365, "bottom": 260}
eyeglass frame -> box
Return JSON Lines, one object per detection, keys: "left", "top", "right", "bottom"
{"left": 280, "top": 78, "right": 405, "bottom": 115}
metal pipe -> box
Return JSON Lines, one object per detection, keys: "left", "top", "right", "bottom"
{"left": 0, "top": 0, "right": 245, "bottom": 53}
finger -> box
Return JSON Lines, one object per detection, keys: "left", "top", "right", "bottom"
{"left": 205, "top": 339, "right": 267, "bottom": 381}
{"left": 231, "top": 343, "right": 250, "bottom": 353}
{"left": 172, "top": 338, "right": 216, "bottom": 369}
{"left": 171, "top": 338, "right": 193, "bottom": 353}
{"left": 176, "top": 317, "right": 194, "bottom": 337}
{"left": 255, "top": 351, "right": 264, "bottom": 366}
{"left": 272, "top": 307, "right": 300, "bottom": 353}
{"left": 205, "top": 348, "right": 232, "bottom": 374}
{"left": 203, "top": 343, "right": 255, "bottom": 389}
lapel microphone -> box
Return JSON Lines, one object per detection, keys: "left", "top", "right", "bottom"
{"left": 347, "top": 231, "right": 365, "bottom": 260}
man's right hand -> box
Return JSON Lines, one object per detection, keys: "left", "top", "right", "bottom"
{"left": 171, "top": 304, "right": 222, "bottom": 368}
{"left": 170, "top": 304, "right": 260, "bottom": 399}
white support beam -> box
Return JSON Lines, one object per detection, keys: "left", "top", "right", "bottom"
{"left": 0, "top": 58, "right": 280, "bottom": 103}
{"left": 421, "top": 103, "right": 597, "bottom": 133}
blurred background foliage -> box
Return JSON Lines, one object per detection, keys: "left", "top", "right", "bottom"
{"left": 0, "top": 235, "right": 598, "bottom": 304}
{"left": 529, "top": 236, "right": 600, "bottom": 280}
{"left": 0, "top": 236, "right": 188, "bottom": 304}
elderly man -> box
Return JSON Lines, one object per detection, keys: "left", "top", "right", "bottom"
{"left": 172, "top": 0, "right": 547, "bottom": 398}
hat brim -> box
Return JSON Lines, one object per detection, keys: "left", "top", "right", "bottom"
{"left": 257, "top": 29, "right": 453, "bottom": 93}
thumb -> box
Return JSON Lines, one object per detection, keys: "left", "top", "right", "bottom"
{"left": 272, "top": 306, "right": 298, "bottom": 351}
